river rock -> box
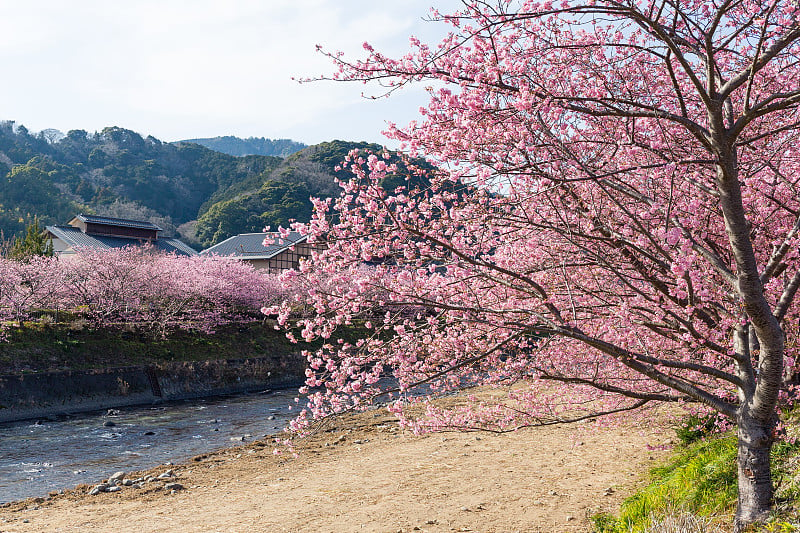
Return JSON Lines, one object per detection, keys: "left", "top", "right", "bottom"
{"left": 108, "top": 471, "right": 126, "bottom": 483}
{"left": 89, "top": 483, "right": 110, "bottom": 495}
{"left": 103, "top": 421, "right": 116, "bottom": 427}
{"left": 107, "top": 486, "right": 121, "bottom": 493}
{"left": 164, "top": 483, "right": 184, "bottom": 491}
{"left": 122, "top": 479, "right": 133, "bottom": 486}
{"left": 157, "top": 470, "right": 174, "bottom": 479}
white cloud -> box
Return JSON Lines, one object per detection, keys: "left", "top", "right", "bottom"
{"left": 0, "top": 0, "right": 460, "bottom": 145}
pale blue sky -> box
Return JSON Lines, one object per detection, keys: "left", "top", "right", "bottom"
{"left": 0, "top": 0, "right": 460, "bottom": 146}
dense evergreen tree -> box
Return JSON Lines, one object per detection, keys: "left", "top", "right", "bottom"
{"left": 8, "top": 217, "right": 52, "bottom": 261}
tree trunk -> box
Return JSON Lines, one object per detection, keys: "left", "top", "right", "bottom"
{"left": 734, "top": 415, "right": 775, "bottom": 532}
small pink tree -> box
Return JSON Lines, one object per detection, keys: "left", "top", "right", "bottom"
{"left": 0, "top": 256, "right": 69, "bottom": 331}
{"left": 60, "top": 247, "right": 152, "bottom": 328}
{"left": 7, "top": 256, "right": 68, "bottom": 326}
{"left": 140, "top": 254, "right": 285, "bottom": 335}
{"left": 49, "top": 247, "right": 290, "bottom": 335}
{"left": 0, "top": 247, "right": 298, "bottom": 338}
{"left": 288, "top": 1, "right": 800, "bottom": 528}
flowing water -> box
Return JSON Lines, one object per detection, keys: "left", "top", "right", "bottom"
{"left": 0, "top": 389, "right": 299, "bottom": 504}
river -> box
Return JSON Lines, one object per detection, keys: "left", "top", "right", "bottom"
{"left": 0, "top": 389, "right": 298, "bottom": 504}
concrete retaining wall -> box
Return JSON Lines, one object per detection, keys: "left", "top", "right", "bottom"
{"left": 0, "top": 353, "right": 305, "bottom": 423}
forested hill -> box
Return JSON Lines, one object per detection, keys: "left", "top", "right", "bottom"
{"left": 193, "top": 139, "right": 432, "bottom": 247}
{"left": 178, "top": 136, "right": 306, "bottom": 158}
{"left": 0, "top": 121, "right": 420, "bottom": 249}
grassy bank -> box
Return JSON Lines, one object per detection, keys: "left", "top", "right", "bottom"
{"left": 0, "top": 321, "right": 316, "bottom": 374}
{"left": 593, "top": 421, "right": 800, "bottom": 532}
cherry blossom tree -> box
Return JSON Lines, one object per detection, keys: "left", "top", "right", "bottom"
{"left": 6, "top": 256, "right": 68, "bottom": 326}
{"left": 0, "top": 248, "right": 293, "bottom": 337}
{"left": 286, "top": 1, "right": 800, "bottom": 528}
{"left": 0, "top": 256, "right": 68, "bottom": 331}
{"left": 140, "top": 253, "right": 289, "bottom": 336}
{"left": 61, "top": 247, "right": 152, "bottom": 328}
{"left": 60, "top": 248, "right": 290, "bottom": 335}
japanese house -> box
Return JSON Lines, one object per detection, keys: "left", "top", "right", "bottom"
{"left": 200, "top": 232, "right": 317, "bottom": 272}
{"left": 45, "top": 214, "right": 197, "bottom": 259}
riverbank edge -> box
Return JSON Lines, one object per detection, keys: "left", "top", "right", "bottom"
{"left": 0, "top": 397, "right": 678, "bottom": 533}
{"left": 0, "top": 353, "right": 306, "bottom": 423}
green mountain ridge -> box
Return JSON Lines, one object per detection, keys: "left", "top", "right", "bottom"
{"left": 0, "top": 122, "right": 421, "bottom": 250}
{"left": 194, "top": 140, "right": 385, "bottom": 246}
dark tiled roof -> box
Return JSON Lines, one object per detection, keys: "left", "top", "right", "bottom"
{"left": 46, "top": 226, "right": 197, "bottom": 256}
{"left": 155, "top": 237, "right": 198, "bottom": 256}
{"left": 201, "top": 232, "right": 306, "bottom": 259}
{"left": 73, "top": 214, "right": 163, "bottom": 232}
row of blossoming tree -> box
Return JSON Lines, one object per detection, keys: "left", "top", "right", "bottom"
{"left": 0, "top": 247, "right": 296, "bottom": 337}
{"left": 272, "top": 0, "right": 800, "bottom": 529}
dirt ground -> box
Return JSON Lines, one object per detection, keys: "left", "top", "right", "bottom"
{"left": 0, "top": 405, "right": 675, "bottom": 533}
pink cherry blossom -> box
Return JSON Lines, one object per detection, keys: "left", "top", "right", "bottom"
{"left": 293, "top": 1, "right": 800, "bottom": 527}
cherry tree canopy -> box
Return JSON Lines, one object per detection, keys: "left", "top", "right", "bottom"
{"left": 0, "top": 249, "right": 294, "bottom": 336}
{"left": 281, "top": 1, "right": 800, "bottom": 528}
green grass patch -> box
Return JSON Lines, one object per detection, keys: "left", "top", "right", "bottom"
{"left": 592, "top": 435, "right": 737, "bottom": 532}
{"left": 593, "top": 432, "right": 800, "bottom": 533}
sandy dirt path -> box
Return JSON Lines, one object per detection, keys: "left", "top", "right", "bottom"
{"left": 0, "top": 407, "right": 674, "bottom": 533}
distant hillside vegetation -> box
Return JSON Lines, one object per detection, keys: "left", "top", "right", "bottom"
{"left": 0, "top": 123, "right": 429, "bottom": 251}
{"left": 179, "top": 136, "right": 307, "bottom": 158}
{"left": 0, "top": 121, "right": 283, "bottom": 246}
{"left": 194, "top": 140, "right": 433, "bottom": 247}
